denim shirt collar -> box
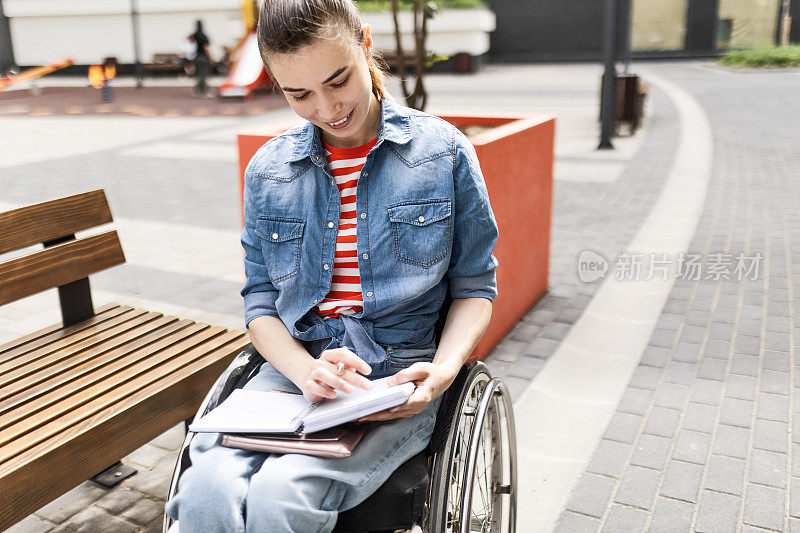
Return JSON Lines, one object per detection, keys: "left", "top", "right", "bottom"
{"left": 287, "top": 93, "right": 412, "bottom": 163}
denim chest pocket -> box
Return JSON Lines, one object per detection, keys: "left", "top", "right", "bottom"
{"left": 387, "top": 200, "right": 452, "bottom": 268}
{"left": 255, "top": 217, "right": 305, "bottom": 283}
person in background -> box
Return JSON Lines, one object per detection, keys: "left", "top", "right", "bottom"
{"left": 190, "top": 20, "right": 212, "bottom": 97}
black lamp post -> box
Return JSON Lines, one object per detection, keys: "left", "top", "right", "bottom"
{"left": 0, "top": 0, "right": 17, "bottom": 76}
{"left": 130, "top": 0, "right": 144, "bottom": 88}
{"left": 599, "top": 0, "right": 618, "bottom": 150}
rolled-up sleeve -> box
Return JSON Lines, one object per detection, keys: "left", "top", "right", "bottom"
{"left": 240, "top": 164, "right": 280, "bottom": 328}
{"left": 447, "top": 129, "right": 499, "bottom": 301}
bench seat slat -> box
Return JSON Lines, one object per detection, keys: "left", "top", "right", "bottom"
{"left": 0, "top": 323, "right": 232, "bottom": 449}
{"left": 0, "top": 303, "right": 128, "bottom": 362}
{"left": 0, "top": 331, "right": 249, "bottom": 529}
{"left": 0, "top": 318, "right": 202, "bottom": 420}
{"left": 0, "top": 190, "right": 112, "bottom": 255}
{"left": 0, "top": 231, "right": 125, "bottom": 306}
{"left": 0, "top": 329, "right": 248, "bottom": 466}
{"left": 0, "top": 309, "right": 161, "bottom": 384}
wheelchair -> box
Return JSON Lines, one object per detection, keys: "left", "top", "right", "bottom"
{"left": 163, "top": 338, "right": 517, "bottom": 532}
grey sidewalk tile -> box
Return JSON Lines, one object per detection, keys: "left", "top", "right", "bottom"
{"left": 554, "top": 511, "right": 600, "bottom": 533}
{"left": 765, "top": 332, "right": 790, "bottom": 351}
{"left": 649, "top": 497, "right": 694, "bottom": 533}
{"left": 643, "top": 407, "right": 681, "bottom": 438}
{"left": 614, "top": 465, "right": 661, "bottom": 510}
{"left": 685, "top": 310, "right": 710, "bottom": 326}
{"left": 672, "top": 430, "right": 711, "bottom": 465}
{"left": 673, "top": 341, "right": 702, "bottom": 363}
{"left": 791, "top": 477, "right": 800, "bottom": 518}
{"left": 766, "top": 316, "right": 790, "bottom": 333}
{"left": 484, "top": 359, "right": 513, "bottom": 378}
{"left": 704, "top": 454, "right": 746, "bottom": 496}
{"left": 526, "top": 309, "right": 557, "bottom": 326}
{"left": 56, "top": 506, "right": 140, "bottom": 532}
{"left": 748, "top": 449, "right": 788, "bottom": 488}
{"left": 587, "top": 439, "right": 634, "bottom": 478}
{"left": 712, "top": 308, "right": 737, "bottom": 324}
{"left": 705, "top": 339, "right": 732, "bottom": 359}
{"left": 660, "top": 460, "right": 703, "bottom": 503}
{"left": 663, "top": 361, "right": 697, "bottom": 387}
{"left": 739, "top": 305, "right": 763, "bottom": 321}
{"left": 506, "top": 324, "right": 542, "bottom": 345}
{"left": 792, "top": 518, "right": 800, "bottom": 533}
{"left": 565, "top": 473, "right": 617, "bottom": 518}
{"left": 541, "top": 321, "right": 572, "bottom": 341}
{"left": 641, "top": 345, "right": 672, "bottom": 368}
{"left": 743, "top": 484, "right": 785, "bottom": 531}
{"left": 524, "top": 336, "right": 561, "bottom": 359}
{"left": 760, "top": 369, "right": 790, "bottom": 396}
{"left": 691, "top": 379, "right": 725, "bottom": 406}
{"left": 697, "top": 357, "right": 727, "bottom": 382}
{"left": 689, "top": 296, "right": 714, "bottom": 312}
{"left": 651, "top": 328, "right": 679, "bottom": 349}
{"left": 709, "top": 321, "right": 735, "bottom": 341}
{"left": 603, "top": 412, "right": 645, "bottom": 444}
{"left": 719, "top": 397, "right": 755, "bottom": 428}
{"left": 736, "top": 319, "right": 762, "bottom": 337}
{"left": 753, "top": 419, "right": 789, "bottom": 453}
{"left": 726, "top": 374, "right": 757, "bottom": 400}
{"left": 488, "top": 338, "right": 528, "bottom": 363}
{"left": 555, "top": 307, "right": 582, "bottom": 324}
{"left": 730, "top": 354, "right": 759, "bottom": 377}
{"left": 34, "top": 481, "right": 108, "bottom": 524}
{"left": 716, "top": 293, "right": 740, "bottom": 309}
{"left": 629, "top": 365, "right": 663, "bottom": 391}
{"left": 94, "top": 487, "right": 140, "bottom": 514}
{"left": 656, "top": 313, "right": 683, "bottom": 330}
{"left": 679, "top": 326, "right": 706, "bottom": 345}
{"left": 756, "top": 392, "right": 790, "bottom": 422}
{"left": 631, "top": 434, "right": 671, "bottom": 471}
{"left": 695, "top": 490, "right": 741, "bottom": 533}
{"left": 654, "top": 383, "right": 690, "bottom": 410}
{"left": 500, "top": 376, "right": 530, "bottom": 403}
{"left": 601, "top": 505, "right": 648, "bottom": 533}
{"left": 3, "top": 515, "right": 56, "bottom": 533}
{"left": 618, "top": 388, "right": 655, "bottom": 416}
{"left": 734, "top": 335, "right": 761, "bottom": 356}
{"left": 506, "top": 356, "right": 545, "bottom": 380}
{"left": 682, "top": 403, "right": 719, "bottom": 434}
{"left": 664, "top": 299, "right": 689, "bottom": 315}
{"left": 713, "top": 424, "right": 751, "bottom": 459}
{"left": 120, "top": 498, "right": 164, "bottom": 526}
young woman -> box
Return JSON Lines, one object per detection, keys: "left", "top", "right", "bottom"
{"left": 165, "top": 0, "right": 498, "bottom": 531}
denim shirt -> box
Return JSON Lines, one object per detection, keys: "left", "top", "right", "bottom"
{"left": 240, "top": 94, "right": 499, "bottom": 362}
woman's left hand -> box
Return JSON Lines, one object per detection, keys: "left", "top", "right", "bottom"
{"left": 355, "top": 362, "right": 456, "bottom": 422}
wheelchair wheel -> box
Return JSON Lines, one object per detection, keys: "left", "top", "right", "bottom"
{"left": 426, "top": 363, "right": 517, "bottom": 533}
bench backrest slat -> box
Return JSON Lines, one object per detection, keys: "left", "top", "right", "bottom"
{"left": 0, "top": 231, "right": 125, "bottom": 306}
{"left": 0, "top": 190, "right": 113, "bottom": 255}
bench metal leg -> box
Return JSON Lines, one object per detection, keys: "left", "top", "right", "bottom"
{"left": 91, "top": 461, "right": 137, "bottom": 488}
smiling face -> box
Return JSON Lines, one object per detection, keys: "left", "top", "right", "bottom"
{"left": 267, "top": 29, "right": 381, "bottom": 149}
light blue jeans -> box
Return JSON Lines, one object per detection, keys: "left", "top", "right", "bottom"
{"left": 165, "top": 345, "right": 442, "bottom": 533}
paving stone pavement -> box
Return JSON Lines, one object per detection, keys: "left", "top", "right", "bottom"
{"left": 1, "top": 61, "right": 679, "bottom": 532}
{"left": 556, "top": 64, "right": 800, "bottom": 532}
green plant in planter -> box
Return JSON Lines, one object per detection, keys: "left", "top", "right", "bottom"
{"left": 718, "top": 45, "right": 800, "bottom": 67}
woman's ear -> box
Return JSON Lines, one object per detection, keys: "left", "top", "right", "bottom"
{"left": 362, "top": 23, "right": 373, "bottom": 50}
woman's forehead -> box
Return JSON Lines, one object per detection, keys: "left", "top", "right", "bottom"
{"left": 270, "top": 38, "right": 360, "bottom": 86}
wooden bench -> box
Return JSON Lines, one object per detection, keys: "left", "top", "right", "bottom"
{"left": 0, "top": 190, "right": 250, "bottom": 530}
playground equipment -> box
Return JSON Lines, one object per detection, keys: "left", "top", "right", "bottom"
{"left": 0, "top": 58, "right": 74, "bottom": 92}
{"left": 218, "top": 0, "right": 274, "bottom": 98}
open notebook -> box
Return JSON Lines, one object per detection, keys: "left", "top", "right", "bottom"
{"left": 188, "top": 376, "right": 415, "bottom": 435}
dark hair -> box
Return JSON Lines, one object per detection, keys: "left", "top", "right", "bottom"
{"left": 256, "top": 0, "right": 388, "bottom": 99}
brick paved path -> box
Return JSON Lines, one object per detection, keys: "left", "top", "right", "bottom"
{"left": 556, "top": 64, "right": 800, "bottom": 532}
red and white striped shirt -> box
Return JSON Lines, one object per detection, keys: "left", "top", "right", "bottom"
{"left": 315, "top": 136, "right": 378, "bottom": 319}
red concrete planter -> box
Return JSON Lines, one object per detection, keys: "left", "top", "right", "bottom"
{"left": 237, "top": 113, "right": 555, "bottom": 359}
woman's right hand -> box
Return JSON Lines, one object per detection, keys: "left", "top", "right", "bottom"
{"left": 298, "top": 347, "right": 373, "bottom": 402}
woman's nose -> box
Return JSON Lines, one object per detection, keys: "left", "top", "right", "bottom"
{"left": 318, "top": 94, "right": 341, "bottom": 121}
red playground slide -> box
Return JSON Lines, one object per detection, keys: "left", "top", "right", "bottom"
{"left": 219, "top": 32, "right": 274, "bottom": 98}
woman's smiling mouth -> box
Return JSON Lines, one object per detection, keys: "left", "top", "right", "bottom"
{"left": 326, "top": 109, "right": 353, "bottom": 129}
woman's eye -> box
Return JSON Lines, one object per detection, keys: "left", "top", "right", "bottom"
{"left": 331, "top": 76, "right": 350, "bottom": 88}
{"left": 293, "top": 93, "right": 309, "bottom": 101}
